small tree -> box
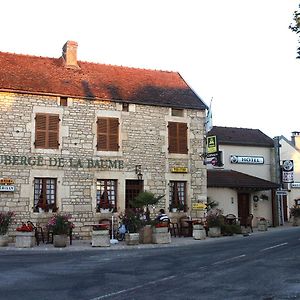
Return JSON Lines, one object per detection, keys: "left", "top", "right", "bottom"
{"left": 289, "top": 5, "right": 300, "bottom": 58}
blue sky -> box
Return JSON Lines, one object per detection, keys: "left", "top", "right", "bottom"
{"left": 1, "top": 0, "right": 299, "bottom": 139}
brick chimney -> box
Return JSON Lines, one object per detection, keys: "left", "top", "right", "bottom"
{"left": 291, "top": 131, "right": 300, "bottom": 150}
{"left": 62, "top": 41, "right": 79, "bottom": 69}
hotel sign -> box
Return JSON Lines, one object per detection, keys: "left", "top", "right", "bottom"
{"left": 282, "top": 160, "right": 294, "bottom": 183}
{"left": 292, "top": 182, "right": 300, "bottom": 188}
{"left": 230, "top": 155, "right": 264, "bottom": 164}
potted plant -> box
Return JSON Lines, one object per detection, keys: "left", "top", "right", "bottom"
{"left": 206, "top": 209, "right": 224, "bottom": 237}
{"left": 91, "top": 223, "right": 110, "bottom": 247}
{"left": 15, "top": 222, "right": 35, "bottom": 248}
{"left": 47, "top": 214, "right": 74, "bottom": 247}
{"left": 0, "top": 211, "right": 14, "bottom": 246}
{"left": 290, "top": 205, "right": 300, "bottom": 226}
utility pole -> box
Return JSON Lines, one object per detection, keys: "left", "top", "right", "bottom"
{"left": 273, "top": 136, "right": 283, "bottom": 226}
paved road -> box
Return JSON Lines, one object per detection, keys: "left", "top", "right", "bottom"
{"left": 0, "top": 226, "right": 300, "bottom": 300}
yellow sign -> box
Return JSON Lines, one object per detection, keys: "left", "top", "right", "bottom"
{"left": 171, "top": 167, "right": 188, "bottom": 173}
{"left": 192, "top": 203, "right": 207, "bottom": 210}
{"left": 206, "top": 136, "right": 218, "bottom": 154}
{"left": 0, "top": 178, "right": 14, "bottom": 185}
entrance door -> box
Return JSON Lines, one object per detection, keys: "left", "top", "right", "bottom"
{"left": 238, "top": 193, "right": 250, "bottom": 226}
{"left": 125, "top": 180, "right": 143, "bottom": 208}
{"left": 283, "top": 195, "right": 288, "bottom": 222}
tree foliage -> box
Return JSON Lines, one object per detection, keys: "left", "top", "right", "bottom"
{"left": 289, "top": 5, "right": 300, "bottom": 58}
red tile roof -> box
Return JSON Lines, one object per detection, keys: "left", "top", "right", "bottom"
{"left": 207, "top": 169, "right": 279, "bottom": 190}
{"left": 0, "top": 51, "right": 206, "bottom": 110}
{"left": 208, "top": 126, "right": 274, "bottom": 147}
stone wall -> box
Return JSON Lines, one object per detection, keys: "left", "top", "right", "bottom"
{"left": 0, "top": 92, "right": 207, "bottom": 239}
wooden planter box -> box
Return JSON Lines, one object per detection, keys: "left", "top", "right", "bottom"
{"left": 15, "top": 232, "right": 35, "bottom": 248}
{"left": 139, "top": 225, "right": 153, "bottom": 244}
{"left": 92, "top": 230, "right": 110, "bottom": 247}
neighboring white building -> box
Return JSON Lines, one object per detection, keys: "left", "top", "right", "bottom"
{"left": 277, "top": 132, "right": 300, "bottom": 220}
{"left": 207, "top": 126, "right": 279, "bottom": 227}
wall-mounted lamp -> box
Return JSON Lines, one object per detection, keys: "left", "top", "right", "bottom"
{"left": 135, "top": 165, "right": 143, "bottom": 180}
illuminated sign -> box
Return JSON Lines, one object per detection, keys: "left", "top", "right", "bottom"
{"left": 206, "top": 136, "right": 218, "bottom": 154}
{"left": 0, "top": 178, "right": 14, "bottom": 184}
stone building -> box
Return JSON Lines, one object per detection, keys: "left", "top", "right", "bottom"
{"left": 0, "top": 41, "right": 207, "bottom": 239}
{"left": 206, "top": 126, "right": 280, "bottom": 227}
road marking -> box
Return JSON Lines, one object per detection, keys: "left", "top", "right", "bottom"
{"left": 89, "top": 275, "right": 176, "bottom": 300}
{"left": 260, "top": 242, "right": 288, "bottom": 252}
{"left": 212, "top": 254, "right": 246, "bottom": 265}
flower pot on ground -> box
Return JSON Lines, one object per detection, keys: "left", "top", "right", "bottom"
{"left": 15, "top": 222, "right": 36, "bottom": 248}
{"left": 91, "top": 224, "right": 110, "bottom": 247}
{"left": 193, "top": 223, "right": 206, "bottom": 240}
{"left": 257, "top": 218, "right": 268, "bottom": 231}
{"left": 125, "top": 232, "right": 140, "bottom": 245}
{"left": 206, "top": 209, "right": 224, "bottom": 237}
{"left": 290, "top": 205, "right": 300, "bottom": 226}
{"left": 0, "top": 211, "right": 14, "bottom": 246}
{"left": 152, "top": 222, "right": 171, "bottom": 244}
{"left": 47, "top": 213, "right": 74, "bottom": 247}
{"left": 53, "top": 234, "right": 67, "bottom": 247}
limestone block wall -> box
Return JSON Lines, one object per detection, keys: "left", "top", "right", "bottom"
{"left": 0, "top": 92, "right": 206, "bottom": 239}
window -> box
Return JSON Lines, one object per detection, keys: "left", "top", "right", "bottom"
{"left": 34, "top": 178, "right": 57, "bottom": 212}
{"left": 168, "top": 122, "right": 188, "bottom": 154}
{"left": 171, "top": 108, "right": 184, "bottom": 117}
{"left": 122, "top": 103, "right": 129, "bottom": 112}
{"left": 96, "top": 180, "right": 117, "bottom": 212}
{"left": 125, "top": 180, "right": 143, "bottom": 209}
{"left": 169, "top": 181, "right": 187, "bottom": 212}
{"left": 97, "top": 117, "right": 119, "bottom": 151}
{"left": 35, "top": 113, "right": 59, "bottom": 149}
{"left": 60, "top": 97, "right": 68, "bottom": 106}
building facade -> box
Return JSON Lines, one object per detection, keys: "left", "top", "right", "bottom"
{"left": 276, "top": 132, "right": 300, "bottom": 222}
{"left": 0, "top": 41, "right": 207, "bottom": 239}
{"left": 207, "top": 126, "right": 279, "bottom": 227}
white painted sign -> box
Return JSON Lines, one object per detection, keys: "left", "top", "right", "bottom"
{"left": 291, "top": 182, "right": 300, "bottom": 188}
{"left": 0, "top": 185, "right": 15, "bottom": 192}
{"left": 276, "top": 190, "right": 288, "bottom": 196}
{"left": 230, "top": 155, "right": 264, "bottom": 164}
{"left": 282, "top": 160, "right": 294, "bottom": 183}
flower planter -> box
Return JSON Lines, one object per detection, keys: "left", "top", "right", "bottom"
{"left": 193, "top": 224, "right": 206, "bottom": 240}
{"left": 0, "top": 234, "right": 9, "bottom": 247}
{"left": 92, "top": 230, "right": 110, "bottom": 247}
{"left": 293, "top": 216, "right": 300, "bottom": 226}
{"left": 125, "top": 233, "right": 140, "bottom": 245}
{"left": 15, "top": 231, "right": 35, "bottom": 248}
{"left": 208, "top": 227, "right": 221, "bottom": 237}
{"left": 257, "top": 220, "right": 268, "bottom": 231}
{"left": 152, "top": 227, "right": 171, "bottom": 244}
{"left": 139, "top": 225, "right": 153, "bottom": 244}
{"left": 53, "top": 234, "right": 68, "bottom": 247}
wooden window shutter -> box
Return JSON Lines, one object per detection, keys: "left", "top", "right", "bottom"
{"left": 168, "top": 122, "right": 187, "bottom": 154}
{"left": 48, "top": 115, "right": 59, "bottom": 149}
{"left": 168, "top": 122, "right": 178, "bottom": 153}
{"left": 35, "top": 114, "right": 59, "bottom": 149}
{"left": 178, "top": 123, "right": 188, "bottom": 154}
{"left": 97, "top": 117, "right": 119, "bottom": 151}
{"left": 35, "top": 114, "right": 47, "bottom": 148}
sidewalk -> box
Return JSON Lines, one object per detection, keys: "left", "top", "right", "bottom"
{"left": 1, "top": 223, "right": 296, "bottom": 252}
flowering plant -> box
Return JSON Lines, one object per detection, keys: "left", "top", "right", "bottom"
{"left": 16, "top": 222, "right": 34, "bottom": 232}
{"left": 93, "top": 223, "right": 109, "bottom": 231}
{"left": 0, "top": 211, "right": 14, "bottom": 235}
{"left": 154, "top": 222, "right": 169, "bottom": 228}
{"left": 47, "top": 214, "right": 74, "bottom": 235}
{"left": 206, "top": 209, "right": 224, "bottom": 228}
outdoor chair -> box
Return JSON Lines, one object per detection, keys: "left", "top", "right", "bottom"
{"left": 179, "top": 216, "right": 191, "bottom": 237}
{"left": 27, "top": 221, "right": 44, "bottom": 246}
{"left": 168, "top": 218, "right": 180, "bottom": 237}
